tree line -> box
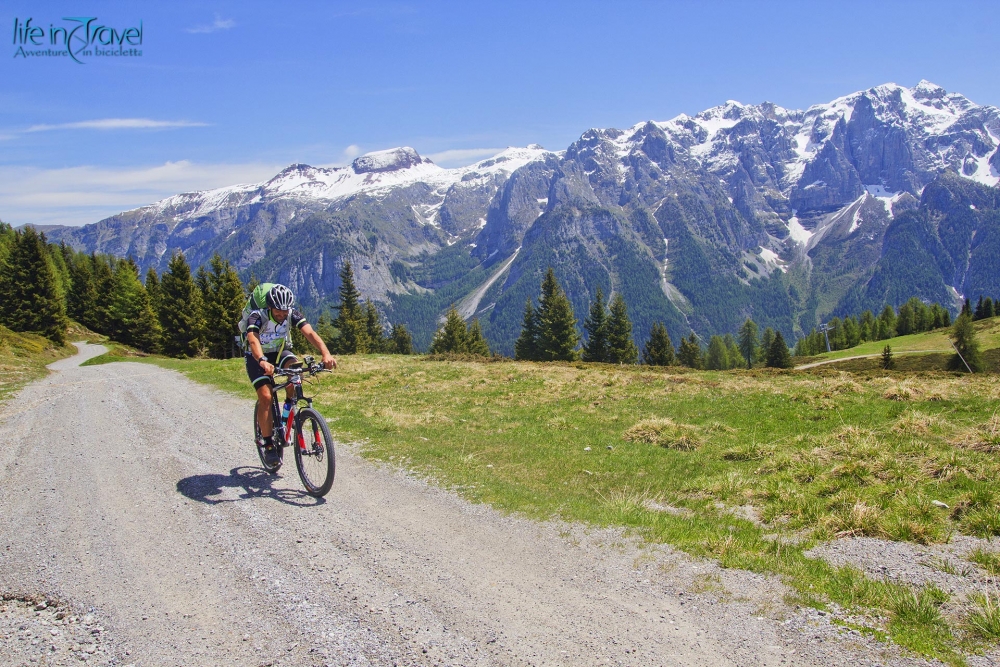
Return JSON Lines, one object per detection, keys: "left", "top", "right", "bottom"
{"left": 0, "top": 224, "right": 416, "bottom": 358}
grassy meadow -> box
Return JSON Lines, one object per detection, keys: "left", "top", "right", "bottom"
{"left": 0, "top": 325, "right": 79, "bottom": 401}
{"left": 118, "top": 347, "right": 1000, "bottom": 664}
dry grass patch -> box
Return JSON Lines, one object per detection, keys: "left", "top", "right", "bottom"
{"left": 952, "top": 412, "right": 1000, "bottom": 453}
{"left": 824, "top": 501, "right": 886, "bottom": 538}
{"left": 623, "top": 417, "right": 701, "bottom": 450}
{"left": 892, "top": 410, "right": 946, "bottom": 436}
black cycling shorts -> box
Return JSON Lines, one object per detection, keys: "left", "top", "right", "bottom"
{"left": 245, "top": 349, "right": 299, "bottom": 389}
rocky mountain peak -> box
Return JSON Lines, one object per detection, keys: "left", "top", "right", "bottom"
{"left": 352, "top": 147, "right": 430, "bottom": 174}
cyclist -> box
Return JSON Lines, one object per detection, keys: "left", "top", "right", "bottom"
{"left": 244, "top": 284, "right": 336, "bottom": 465}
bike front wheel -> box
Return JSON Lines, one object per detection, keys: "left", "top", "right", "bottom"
{"left": 293, "top": 407, "right": 336, "bottom": 497}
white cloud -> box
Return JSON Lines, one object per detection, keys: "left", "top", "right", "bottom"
{"left": 26, "top": 118, "right": 209, "bottom": 132}
{"left": 425, "top": 147, "right": 503, "bottom": 167}
{"left": 185, "top": 15, "right": 236, "bottom": 34}
{"left": 342, "top": 144, "right": 361, "bottom": 159}
{"left": 0, "top": 160, "right": 283, "bottom": 228}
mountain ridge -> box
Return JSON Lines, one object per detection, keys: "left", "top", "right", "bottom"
{"left": 39, "top": 81, "right": 1000, "bottom": 353}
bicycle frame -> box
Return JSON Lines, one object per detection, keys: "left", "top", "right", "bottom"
{"left": 268, "top": 358, "right": 326, "bottom": 452}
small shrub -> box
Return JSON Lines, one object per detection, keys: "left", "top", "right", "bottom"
{"left": 888, "top": 585, "right": 948, "bottom": 628}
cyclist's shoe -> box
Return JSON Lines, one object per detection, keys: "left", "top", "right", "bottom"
{"left": 262, "top": 444, "right": 281, "bottom": 466}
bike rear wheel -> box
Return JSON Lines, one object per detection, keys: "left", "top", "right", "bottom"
{"left": 293, "top": 407, "right": 335, "bottom": 497}
{"left": 254, "top": 400, "right": 283, "bottom": 473}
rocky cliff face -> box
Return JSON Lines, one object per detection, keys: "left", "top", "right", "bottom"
{"left": 44, "top": 82, "right": 1000, "bottom": 353}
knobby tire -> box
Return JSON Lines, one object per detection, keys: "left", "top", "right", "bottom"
{"left": 293, "top": 407, "right": 336, "bottom": 497}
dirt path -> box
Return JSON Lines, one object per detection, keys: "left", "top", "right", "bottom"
{"left": 795, "top": 349, "right": 951, "bottom": 370}
{"left": 0, "top": 343, "right": 934, "bottom": 666}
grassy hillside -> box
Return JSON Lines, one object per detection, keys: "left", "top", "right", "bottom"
{"left": 0, "top": 325, "right": 79, "bottom": 402}
{"left": 123, "top": 350, "right": 1000, "bottom": 664}
{"left": 797, "top": 318, "right": 1000, "bottom": 371}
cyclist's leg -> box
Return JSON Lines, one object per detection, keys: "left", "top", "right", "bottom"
{"left": 247, "top": 353, "right": 277, "bottom": 437}
{"left": 277, "top": 349, "right": 299, "bottom": 404}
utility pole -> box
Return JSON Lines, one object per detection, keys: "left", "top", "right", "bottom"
{"left": 818, "top": 323, "right": 832, "bottom": 353}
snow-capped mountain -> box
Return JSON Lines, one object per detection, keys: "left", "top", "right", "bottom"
{"left": 45, "top": 81, "right": 1000, "bottom": 353}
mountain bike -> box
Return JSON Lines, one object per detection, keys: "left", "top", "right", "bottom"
{"left": 253, "top": 355, "right": 336, "bottom": 497}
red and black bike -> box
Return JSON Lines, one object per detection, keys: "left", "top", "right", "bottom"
{"left": 253, "top": 356, "right": 336, "bottom": 497}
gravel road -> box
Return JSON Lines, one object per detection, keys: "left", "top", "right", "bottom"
{"left": 0, "top": 343, "right": 946, "bottom": 666}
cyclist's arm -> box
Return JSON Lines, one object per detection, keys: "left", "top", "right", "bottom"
{"left": 299, "top": 323, "right": 338, "bottom": 370}
{"left": 246, "top": 331, "right": 275, "bottom": 375}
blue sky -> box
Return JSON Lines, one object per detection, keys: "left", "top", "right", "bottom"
{"left": 2, "top": 0, "right": 998, "bottom": 227}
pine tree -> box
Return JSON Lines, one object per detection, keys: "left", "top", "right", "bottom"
{"left": 332, "top": 261, "right": 368, "bottom": 354}
{"left": 390, "top": 322, "right": 414, "bottom": 355}
{"left": 91, "top": 255, "right": 114, "bottom": 334}
{"left": 430, "top": 306, "right": 468, "bottom": 354}
{"left": 758, "top": 327, "right": 776, "bottom": 363}
{"left": 677, "top": 334, "right": 703, "bottom": 369}
{"left": 363, "top": 301, "right": 386, "bottom": 353}
{"left": 961, "top": 298, "right": 972, "bottom": 318}
{"left": 203, "top": 254, "right": 245, "bottom": 358}
{"left": 974, "top": 296, "right": 986, "bottom": 321}
{"left": 605, "top": 293, "right": 638, "bottom": 364}
{"left": 535, "top": 268, "right": 579, "bottom": 361}
{"left": 877, "top": 304, "right": 898, "bottom": 339}
{"left": 514, "top": 299, "right": 540, "bottom": 361}
{"left": 0, "top": 227, "right": 67, "bottom": 344}
{"left": 67, "top": 253, "right": 97, "bottom": 328}
{"left": 765, "top": 331, "right": 792, "bottom": 368}
{"left": 949, "top": 312, "right": 984, "bottom": 372}
{"left": 145, "top": 267, "right": 161, "bottom": 315}
{"left": 582, "top": 287, "right": 609, "bottom": 362}
{"left": 984, "top": 297, "right": 995, "bottom": 319}
{"left": 737, "top": 318, "right": 758, "bottom": 369}
{"left": 158, "top": 252, "right": 205, "bottom": 357}
{"left": 723, "top": 334, "right": 744, "bottom": 369}
{"left": 881, "top": 344, "right": 895, "bottom": 370}
{"left": 465, "top": 319, "right": 491, "bottom": 357}
{"left": 315, "top": 312, "right": 338, "bottom": 351}
{"left": 642, "top": 322, "right": 675, "bottom": 366}
{"left": 705, "top": 335, "right": 729, "bottom": 370}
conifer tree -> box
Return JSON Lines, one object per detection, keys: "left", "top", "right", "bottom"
{"left": 582, "top": 287, "right": 609, "bottom": 362}
{"left": 535, "top": 268, "right": 579, "bottom": 361}
{"left": 705, "top": 335, "right": 730, "bottom": 370}
{"left": 677, "top": 334, "right": 703, "bottom": 369}
{"left": 765, "top": 331, "right": 793, "bottom": 368}
{"left": 158, "top": 252, "right": 205, "bottom": 357}
{"left": 961, "top": 298, "right": 972, "bottom": 318}
{"left": 985, "top": 298, "right": 995, "bottom": 319}
{"left": 975, "top": 296, "right": 986, "bottom": 321}
{"left": 108, "top": 259, "right": 161, "bottom": 352}
{"left": 363, "top": 301, "right": 386, "bottom": 353}
{"left": 737, "top": 318, "right": 758, "bottom": 369}
{"left": 390, "top": 322, "right": 414, "bottom": 355}
{"left": 430, "top": 306, "right": 468, "bottom": 354}
{"left": 881, "top": 344, "right": 895, "bottom": 370}
{"left": 145, "top": 267, "right": 161, "bottom": 315}
{"left": 332, "top": 261, "right": 368, "bottom": 354}
{"left": 758, "top": 327, "right": 776, "bottom": 363}
{"left": 949, "top": 312, "right": 984, "bottom": 372}
{"left": 642, "top": 322, "right": 675, "bottom": 366}
{"left": 202, "top": 254, "right": 246, "bottom": 358}
{"left": 514, "top": 299, "right": 540, "bottom": 361}
{"left": 605, "top": 293, "right": 638, "bottom": 364}
{"left": 465, "top": 319, "right": 491, "bottom": 357}
{"left": 877, "top": 305, "right": 898, "bottom": 339}
{"left": 0, "top": 227, "right": 67, "bottom": 344}
{"left": 315, "top": 312, "right": 338, "bottom": 350}
{"left": 723, "top": 334, "right": 744, "bottom": 369}
{"left": 91, "top": 255, "right": 114, "bottom": 334}
{"left": 67, "top": 254, "right": 97, "bottom": 329}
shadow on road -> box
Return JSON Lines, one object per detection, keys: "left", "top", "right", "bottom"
{"left": 176, "top": 466, "right": 325, "bottom": 507}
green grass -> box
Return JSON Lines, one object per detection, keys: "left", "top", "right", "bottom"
{"left": 126, "top": 352, "right": 1000, "bottom": 663}
{"left": 798, "top": 318, "right": 1000, "bottom": 371}
{"left": 967, "top": 549, "right": 1000, "bottom": 577}
{"left": 0, "top": 325, "right": 79, "bottom": 402}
